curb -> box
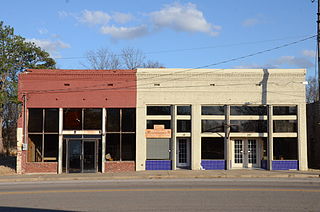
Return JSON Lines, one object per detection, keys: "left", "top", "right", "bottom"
{"left": 0, "top": 173, "right": 319, "bottom": 183}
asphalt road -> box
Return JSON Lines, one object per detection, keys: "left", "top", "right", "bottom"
{"left": 0, "top": 178, "right": 320, "bottom": 211}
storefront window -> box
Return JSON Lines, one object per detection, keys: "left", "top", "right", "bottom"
{"left": 147, "top": 106, "right": 171, "bottom": 115}
{"left": 273, "top": 138, "right": 297, "bottom": 160}
{"left": 273, "top": 120, "right": 297, "bottom": 132}
{"left": 230, "top": 120, "right": 267, "bottom": 132}
{"left": 201, "top": 106, "right": 224, "bottom": 115}
{"left": 231, "top": 106, "right": 267, "bottom": 115}
{"left": 177, "top": 120, "right": 191, "bottom": 132}
{"left": 177, "top": 106, "right": 191, "bottom": 115}
{"left": 84, "top": 109, "right": 102, "bottom": 130}
{"left": 201, "top": 137, "right": 224, "bottom": 159}
{"left": 28, "top": 108, "right": 59, "bottom": 162}
{"left": 273, "top": 106, "right": 297, "bottom": 115}
{"left": 63, "top": 109, "right": 82, "bottom": 130}
{"left": 105, "top": 108, "right": 136, "bottom": 161}
{"left": 201, "top": 120, "right": 224, "bottom": 133}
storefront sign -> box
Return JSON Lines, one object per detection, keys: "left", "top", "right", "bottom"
{"left": 145, "top": 125, "right": 171, "bottom": 138}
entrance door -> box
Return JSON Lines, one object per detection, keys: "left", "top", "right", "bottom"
{"left": 176, "top": 138, "right": 191, "bottom": 168}
{"left": 66, "top": 139, "right": 98, "bottom": 173}
{"left": 233, "top": 139, "right": 258, "bottom": 168}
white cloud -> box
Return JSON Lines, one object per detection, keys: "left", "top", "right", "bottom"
{"left": 58, "top": 11, "right": 71, "bottom": 18}
{"left": 112, "top": 12, "right": 134, "bottom": 24}
{"left": 274, "top": 56, "right": 314, "bottom": 68}
{"left": 100, "top": 25, "right": 148, "bottom": 40}
{"left": 27, "top": 38, "right": 71, "bottom": 58}
{"left": 302, "top": 50, "right": 316, "bottom": 58}
{"left": 242, "top": 18, "right": 260, "bottom": 27}
{"left": 150, "top": 2, "right": 221, "bottom": 36}
{"left": 78, "top": 10, "right": 111, "bottom": 25}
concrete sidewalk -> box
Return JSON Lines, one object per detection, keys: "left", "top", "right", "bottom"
{"left": 0, "top": 169, "right": 320, "bottom": 183}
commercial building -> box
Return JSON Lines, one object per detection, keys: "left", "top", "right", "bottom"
{"left": 16, "top": 68, "right": 308, "bottom": 174}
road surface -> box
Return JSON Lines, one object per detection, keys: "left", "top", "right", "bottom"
{"left": 0, "top": 178, "right": 319, "bottom": 211}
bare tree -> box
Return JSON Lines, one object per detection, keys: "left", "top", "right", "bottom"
{"left": 84, "top": 47, "right": 164, "bottom": 70}
{"left": 306, "top": 76, "right": 319, "bottom": 103}
{"left": 121, "top": 47, "right": 146, "bottom": 69}
{"left": 84, "top": 48, "right": 122, "bottom": 70}
{"left": 143, "top": 60, "right": 164, "bottom": 68}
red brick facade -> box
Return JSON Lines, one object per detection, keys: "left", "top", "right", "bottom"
{"left": 105, "top": 161, "right": 135, "bottom": 172}
{"left": 17, "top": 69, "right": 137, "bottom": 174}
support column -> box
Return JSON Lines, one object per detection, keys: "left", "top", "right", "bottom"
{"left": 102, "top": 108, "right": 106, "bottom": 173}
{"left": 297, "top": 104, "right": 308, "bottom": 170}
{"left": 171, "top": 105, "right": 176, "bottom": 170}
{"left": 267, "top": 105, "right": 273, "bottom": 170}
{"left": 224, "top": 105, "right": 231, "bottom": 170}
{"left": 136, "top": 105, "right": 146, "bottom": 171}
{"left": 191, "top": 104, "right": 201, "bottom": 170}
{"left": 58, "top": 108, "right": 63, "bottom": 174}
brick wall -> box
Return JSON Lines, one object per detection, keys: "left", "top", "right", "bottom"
{"left": 20, "top": 150, "right": 58, "bottom": 174}
{"left": 105, "top": 161, "right": 135, "bottom": 172}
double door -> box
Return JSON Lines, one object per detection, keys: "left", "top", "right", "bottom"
{"left": 233, "top": 139, "right": 259, "bottom": 168}
{"left": 66, "top": 139, "right": 98, "bottom": 173}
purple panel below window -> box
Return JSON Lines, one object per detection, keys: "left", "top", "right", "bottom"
{"left": 272, "top": 160, "right": 298, "bottom": 170}
{"left": 201, "top": 160, "right": 225, "bottom": 170}
{"left": 146, "top": 160, "right": 172, "bottom": 170}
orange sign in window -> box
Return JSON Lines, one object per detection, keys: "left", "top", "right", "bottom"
{"left": 145, "top": 125, "right": 172, "bottom": 138}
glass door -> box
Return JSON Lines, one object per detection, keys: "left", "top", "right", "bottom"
{"left": 176, "top": 138, "right": 190, "bottom": 168}
{"left": 233, "top": 139, "right": 259, "bottom": 168}
{"left": 68, "top": 140, "right": 82, "bottom": 173}
{"left": 83, "top": 140, "right": 97, "bottom": 172}
{"left": 66, "top": 139, "right": 98, "bottom": 173}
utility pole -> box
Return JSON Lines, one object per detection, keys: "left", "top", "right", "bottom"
{"left": 317, "top": 0, "right": 320, "bottom": 101}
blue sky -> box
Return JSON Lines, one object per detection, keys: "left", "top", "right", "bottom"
{"left": 0, "top": 0, "right": 317, "bottom": 77}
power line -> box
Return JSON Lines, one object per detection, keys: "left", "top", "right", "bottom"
{"left": 24, "top": 35, "right": 316, "bottom": 94}
{"left": 54, "top": 34, "right": 315, "bottom": 60}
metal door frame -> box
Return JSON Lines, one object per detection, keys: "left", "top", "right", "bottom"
{"left": 65, "top": 138, "right": 98, "bottom": 173}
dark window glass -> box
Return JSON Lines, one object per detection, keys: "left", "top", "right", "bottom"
{"left": 231, "top": 106, "right": 267, "bottom": 115}
{"left": 147, "top": 106, "right": 171, "bottom": 115}
{"left": 106, "top": 134, "right": 120, "bottom": 161}
{"left": 121, "top": 134, "right": 136, "bottom": 161}
{"left": 147, "top": 120, "right": 171, "bottom": 129}
{"left": 201, "top": 106, "right": 224, "bottom": 115}
{"left": 122, "top": 108, "right": 136, "bottom": 132}
{"left": 44, "top": 109, "right": 59, "bottom": 132}
{"left": 273, "top": 106, "right": 297, "bottom": 115}
{"left": 107, "top": 109, "right": 120, "bottom": 132}
{"left": 201, "top": 137, "right": 224, "bottom": 159}
{"left": 84, "top": 109, "right": 102, "bottom": 130}
{"left": 230, "top": 120, "right": 267, "bottom": 132}
{"left": 201, "top": 120, "right": 224, "bottom": 133}
{"left": 63, "top": 109, "right": 82, "bottom": 130}
{"left": 273, "top": 120, "right": 297, "bottom": 132}
{"left": 273, "top": 138, "right": 297, "bottom": 160}
{"left": 177, "top": 106, "right": 191, "bottom": 115}
{"left": 28, "top": 134, "right": 43, "bottom": 162}
{"left": 44, "top": 134, "right": 58, "bottom": 161}
{"left": 177, "top": 120, "right": 191, "bottom": 132}
{"left": 28, "top": 109, "right": 43, "bottom": 132}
